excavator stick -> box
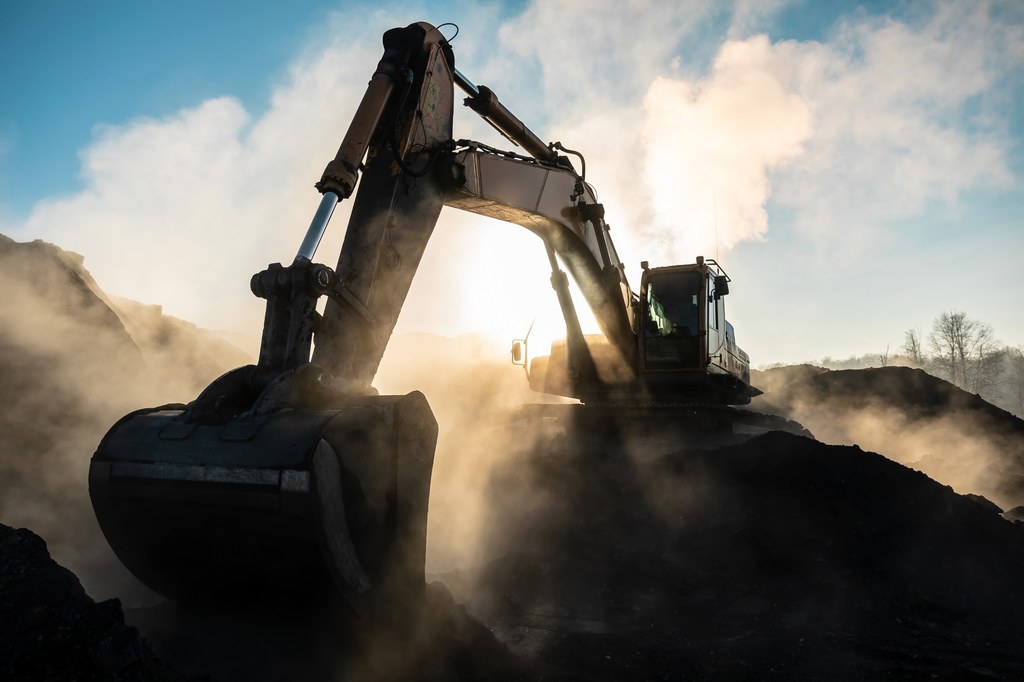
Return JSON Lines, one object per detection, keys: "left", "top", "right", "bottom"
{"left": 89, "top": 22, "right": 454, "bottom": 611}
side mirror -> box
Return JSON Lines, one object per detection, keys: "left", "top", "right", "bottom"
{"left": 511, "top": 339, "right": 527, "bottom": 366}
{"left": 714, "top": 275, "right": 729, "bottom": 298}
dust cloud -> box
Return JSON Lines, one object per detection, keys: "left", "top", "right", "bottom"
{"left": 751, "top": 365, "right": 1024, "bottom": 511}
{"left": 0, "top": 232, "right": 565, "bottom": 607}
{"left": 0, "top": 233, "right": 543, "bottom": 679}
{"left": 0, "top": 236, "right": 252, "bottom": 605}
{"left": 375, "top": 332, "right": 562, "bottom": 575}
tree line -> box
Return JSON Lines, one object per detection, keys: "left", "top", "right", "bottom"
{"left": 900, "top": 311, "right": 1024, "bottom": 416}
{"left": 805, "top": 311, "right": 1022, "bottom": 417}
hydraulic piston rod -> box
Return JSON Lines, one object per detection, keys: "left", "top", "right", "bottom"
{"left": 295, "top": 192, "right": 339, "bottom": 262}
{"left": 454, "top": 67, "right": 557, "bottom": 164}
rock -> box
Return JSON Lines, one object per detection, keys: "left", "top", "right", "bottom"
{"left": 0, "top": 523, "right": 198, "bottom": 681}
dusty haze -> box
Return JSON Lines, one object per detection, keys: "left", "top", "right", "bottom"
{"left": 752, "top": 365, "right": 1024, "bottom": 512}
{"left": 2, "top": 235, "right": 1023, "bottom": 613}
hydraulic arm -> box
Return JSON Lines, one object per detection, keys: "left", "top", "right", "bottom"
{"left": 89, "top": 20, "right": 758, "bottom": 614}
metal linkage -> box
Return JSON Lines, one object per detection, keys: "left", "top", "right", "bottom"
{"left": 453, "top": 68, "right": 558, "bottom": 163}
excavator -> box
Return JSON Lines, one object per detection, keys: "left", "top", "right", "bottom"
{"left": 89, "top": 22, "right": 765, "bottom": 612}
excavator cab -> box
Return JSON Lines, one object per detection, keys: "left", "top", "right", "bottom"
{"left": 638, "top": 257, "right": 757, "bottom": 404}
{"left": 641, "top": 267, "right": 703, "bottom": 370}
{"left": 519, "top": 257, "right": 757, "bottom": 405}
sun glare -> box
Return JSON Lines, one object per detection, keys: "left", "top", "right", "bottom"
{"left": 396, "top": 209, "right": 602, "bottom": 357}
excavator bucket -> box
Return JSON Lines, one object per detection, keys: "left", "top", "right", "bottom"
{"left": 89, "top": 391, "right": 437, "bottom": 610}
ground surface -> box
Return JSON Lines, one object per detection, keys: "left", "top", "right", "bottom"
{"left": 0, "top": 524, "right": 197, "bottom": 681}
{"left": 435, "top": 420, "right": 1024, "bottom": 681}
{"left": 3, "top": 236, "right": 1024, "bottom": 679}
{"left": 752, "top": 365, "right": 1024, "bottom": 510}
{"left": 7, "top": 425, "right": 1024, "bottom": 680}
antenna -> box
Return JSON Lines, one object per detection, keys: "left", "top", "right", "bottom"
{"left": 713, "top": 182, "right": 720, "bottom": 262}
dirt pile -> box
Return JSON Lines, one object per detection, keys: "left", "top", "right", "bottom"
{"left": 0, "top": 523, "right": 197, "bottom": 681}
{"left": 122, "top": 582, "right": 522, "bottom": 682}
{"left": 751, "top": 365, "right": 1024, "bottom": 510}
{"left": 115, "top": 420, "right": 1024, "bottom": 680}
{"left": 110, "top": 296, "right": 251, "bottom": 398}
{"left": 444, "top": 422, "right": 1024, "bottom": 680}
{"left": 8, "top": 422, "right": 1024, "bottom": 680}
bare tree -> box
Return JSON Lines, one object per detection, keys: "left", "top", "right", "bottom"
{"left": 971, "top": 334, "right": 1005, "bottom": 395}
{"left": 1005, "top": 346, "right": 1024, "bottom": 416}
{"left": 927, "top": 310, "right": 999, "bottom": 392}
{"left": 902, "top": 328, "right": 924, "bottom": 365}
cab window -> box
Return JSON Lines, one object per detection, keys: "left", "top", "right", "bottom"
{"left": 643, "top": 271, "right": 702, "bottom": 369}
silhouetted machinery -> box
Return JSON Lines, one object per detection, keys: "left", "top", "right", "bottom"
{"left": 90, "top": 22, "right": 761, "bottom": 610}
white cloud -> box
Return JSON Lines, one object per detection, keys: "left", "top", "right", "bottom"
{"left": 770, "top": 1, "right": 1019, "bottom": 253}
{"left": 640, "top": 40, "right": 813, "bottom": 263}
{"left": 14, "top": 36, "right": 382, "bottom": 338}
{"left": 495, "top": 0, "right": 713, "bottom": 120}
{"left": 496, "top": 0, "right": 1020, "bottom": 272}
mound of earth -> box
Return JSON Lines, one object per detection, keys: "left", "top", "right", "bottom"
{"left": 7, "top": 411, "right": 1024, "bottom": 680}
{"left": 0, "top": 235, "right": 145, "bottom": 395}
{"left": 11, "top": 427, "right": 1023, "bottom": 680}
{"left": 0, "top": 523, "right": 196, "bottom": 681}
{"left": 441, "top": 425, "right": 1024, "bottom": 680}
{"left": 751, "top": 365, "right": 1024, "bottom": 509}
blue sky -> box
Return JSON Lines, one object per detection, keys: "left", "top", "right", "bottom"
{"left": 1, "top": 0, "right": 1022, "bottom": 366}
{"left": 0, "top": 1, "right": 330, "bottom": 211}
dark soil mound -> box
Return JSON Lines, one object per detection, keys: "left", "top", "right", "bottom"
{"left": 752, "top": 366, "right": 1024, "bottom": 509}
{"left": 0, "top": 524, "right": 196, "bottom": 681}
{"left": 757, "top": 366, "right": 1024, "bottom": 427}
{"left": 444, "top": 426, "right": 1024, "bottom": 680}
{"left": 0, "top": 235, "right": 145, "bottom": 380}
{"left": 122, "top": 582, "right": 523, "bottom": 682}
{"left": 7, "top": 411, "right": 1024, "bottom": 680}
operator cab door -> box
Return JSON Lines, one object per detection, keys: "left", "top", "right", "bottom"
{"left": 640, "top": 268, "right": 705, "bottom": 371}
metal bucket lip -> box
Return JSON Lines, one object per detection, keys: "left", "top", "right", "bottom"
{"left": 93, "top": 407, "right": 344, "bottom": 470}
